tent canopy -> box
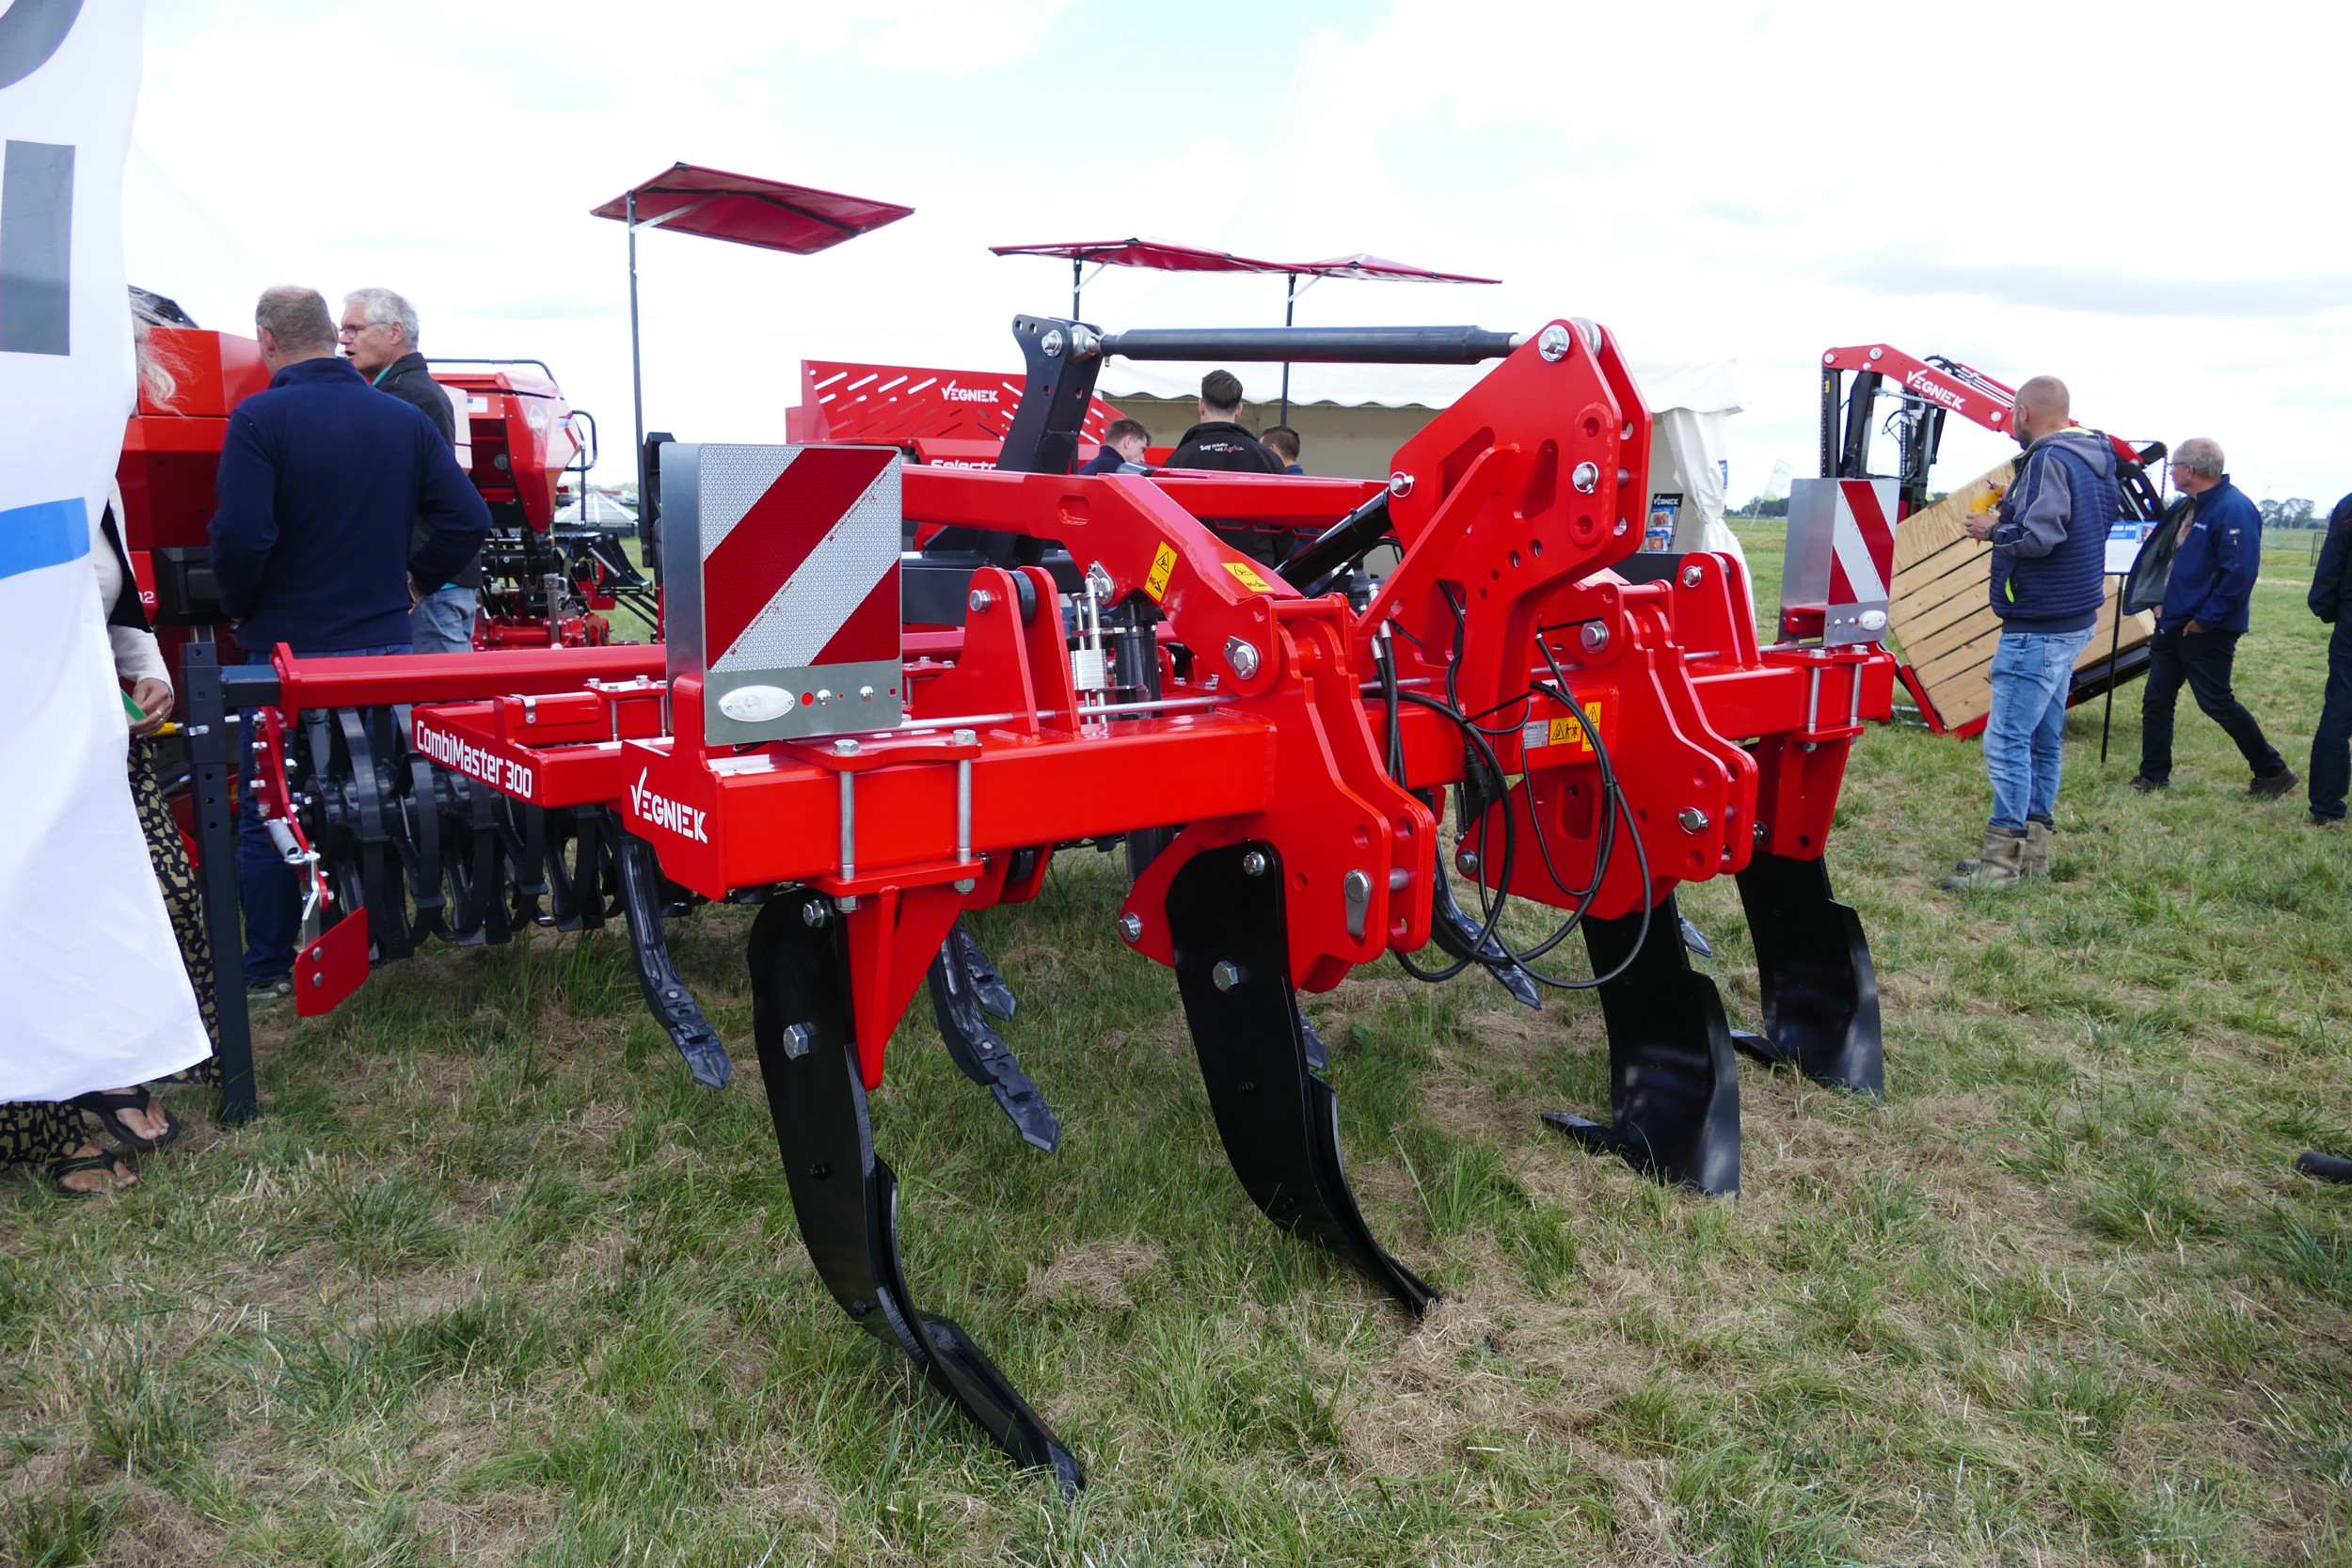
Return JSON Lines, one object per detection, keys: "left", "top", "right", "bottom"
{"left": 990, "top": 239, "right": 1497, "bottom": 285}
{"left": 592, "top": 163, "right": 912, "bottom": 256}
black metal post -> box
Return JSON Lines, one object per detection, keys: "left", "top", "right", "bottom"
{"left": 2099, "top": 571, "right": 2125, "bottom": 764}
{"left": 182, "top": 642, "right": 256, "bottom": 1123}
{"left": 1279, "top": 273, "right": 1295, "bottom": 426}
{"left": 1072, "top": 257, "right": 1081, "bottom": 321}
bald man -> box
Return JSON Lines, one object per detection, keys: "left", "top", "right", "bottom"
{"left": 1943, "top": 376, "right": 2120, "bottom": 891}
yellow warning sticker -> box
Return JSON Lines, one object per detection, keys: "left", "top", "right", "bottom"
{"left": 1143, "top": 542, "right": 1177, "bottom": 602}
{"left": 1524, "top": 698, "right": 1608, "bottom": 758}
{"left": 1221, "top": 559, "right": 1272, "bottom": 594}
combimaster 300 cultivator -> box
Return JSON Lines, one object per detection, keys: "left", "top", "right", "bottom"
{"left": 190, "top": 312, "right": 1894, "bottom": 1492}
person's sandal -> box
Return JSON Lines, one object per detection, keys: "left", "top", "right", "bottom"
{"left": 42, "top": 1148, "right": 136, "bottom": 1197}
{"left": 72, "top": 1087, "right": 180, "bottom": 1151}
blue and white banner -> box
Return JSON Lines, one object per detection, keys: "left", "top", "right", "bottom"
{"left": 0, "top": 0, "right": 210, "bottom": 1100}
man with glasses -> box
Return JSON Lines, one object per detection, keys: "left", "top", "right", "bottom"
{"left": 341, "top": 287, "right": 480, "bottom": 653}
{"left": 2128, "top": 437, "right": 2295, "bottom": 800}
{"left": 1942, "top": 375, "right": 2118, "bottom": 891}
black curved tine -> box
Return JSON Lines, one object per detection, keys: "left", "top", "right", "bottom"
{"left": 1428, "top": 867, "right": 1541, "bottom": 1011}
{"left": 612, "top": 820, "right": 730, "bottom": 1089}
{"left": 1164, "top": 842, "right": 1438, "bottom": 1317}
{"left": 927, "top": 930, "right": 1058, "bottom": 1152}
{"left": 1729, "top": 850, "right": 1884, "bottom": 1095}
{"left": 1541, "top": 893, "right": 1740, "bottom": 1196}
{"left": 335, "top": 706, "right": 410, "bottom": 961}
{"left": 749, "top": 893, "right": 1083, "bottom": 1497}
{"left": 951, "top": 921, "right": 1017, "bottom": 1022}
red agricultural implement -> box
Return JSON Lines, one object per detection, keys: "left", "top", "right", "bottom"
{"left": 187, "top": 310, "right": 1893, "bottom": 1493}
{"left": 1813, "top": 343, "right": 2169, "bottom": 732}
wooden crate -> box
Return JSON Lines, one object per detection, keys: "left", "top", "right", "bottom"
{"left": 1886, "top": 461, "right": 2153, "bottom": 733}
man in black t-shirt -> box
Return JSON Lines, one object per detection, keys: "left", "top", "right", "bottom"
{"left": 1165, "top": 371, "right": 1289, "bottom": 562}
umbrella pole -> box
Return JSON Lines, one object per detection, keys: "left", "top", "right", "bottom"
{"left": 2099, "top": 571, "right": 2125, "bottom": 764}
{"left": 628, "top": 189, "right": 647, "bottom": 534}
{"left": 1279, "top": 273, "right": 1295, "bottom": 427}
{"left": 1073, "top": 258, "right": 1081, "bottom": 321}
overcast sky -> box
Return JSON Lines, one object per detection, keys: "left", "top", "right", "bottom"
{"left": 130, "top": 0, "right": 2352, "bottom": 507}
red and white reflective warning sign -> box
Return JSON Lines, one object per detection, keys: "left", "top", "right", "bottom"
{"left": 660, "top": 443, "right": 904, "bottom": 742}
{"left": 1781, "top": 476, "right": 1898, "bottom": 647}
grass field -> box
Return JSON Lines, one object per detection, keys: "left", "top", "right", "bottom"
{"left": 6, "top": 526, "right": 2351, "bottom": 1567}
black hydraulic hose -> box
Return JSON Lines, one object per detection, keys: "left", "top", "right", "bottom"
{"left": 1099, "top": 325, "right": 1519, "bottom": 365}
{"left": 1278, "top": 491, "right": 1393, "bottom": 593}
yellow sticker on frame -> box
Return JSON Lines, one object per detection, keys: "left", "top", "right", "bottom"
{"left": 1544, "top": 699, "right": 1608, "bottom": 756}
{"left": 1143, "top": 543, "right": 1177, "bottom": 602}
{"left": 1221, "top": 559, "right": 1272, "bottom": 593}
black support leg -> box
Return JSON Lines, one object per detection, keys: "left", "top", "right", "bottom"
{"left": 747, "top": 892, "right": 1082, "bottom": 1496}
{"left": 1163, "top": 843, "right": 1438, "bottom": 1315}
{"left": 954, "top": 921, "right": 1016, "bottom": 1022}
{"left": 613, "top": 822, "right": 730, "bottom": 1089}
{"left": 1428, "top": 871, "right": 1543, "bottom": 1010}
{"left": 927, "top": 921, "right": 1058, "bottom": 1152}
{"left": 1729, "top": 850, "right": 1883, "bottom": 1095}
{"left": 1542, "top": 894, "right": 1740, "bottom": 1195}
{"left": 183, "top": 644, "right": 256, "bottom": 1125}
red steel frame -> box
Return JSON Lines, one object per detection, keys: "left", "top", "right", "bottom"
{"left": 258, "top": 321, "right": 1894, "bottom": 1089}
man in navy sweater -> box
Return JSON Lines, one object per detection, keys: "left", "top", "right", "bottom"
{"left": 2306, "top": 491, "right": 2352, "bottom": 827}
{"left": 2130, "top": 436, "right": 2294, "bottom": 800}
{"left": 1943, "top": 376, "right": 2118, "bottom": 891}
{"left": 210, "top": 285, "right": 490, "bottom": 1000}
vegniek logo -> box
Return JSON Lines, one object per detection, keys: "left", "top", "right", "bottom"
{"left": 942, "top": 379, "right": 999, "bottom": 404}
{"left": 1903, "top": 369, "right": 1966, "bottom": 415}
{"left": 629, "top": 768, "right": 709, "bottom": 844}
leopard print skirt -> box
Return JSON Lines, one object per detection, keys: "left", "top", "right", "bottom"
{"left": 0, "top": 738, "right": 219, "bottom": 1169}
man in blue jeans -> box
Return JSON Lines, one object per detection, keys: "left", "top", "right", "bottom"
{"left": 1943, "top": 376, "right": 2118, "bottom": 891}
{"left": 2129, "top": 437, "right": 2295, "bottom": 801}
{"left": 2303, "top": 491, "right": 2352, "bottom": 827}
{"left": 211, "top": 286, "right": 490, "bottom": 1001}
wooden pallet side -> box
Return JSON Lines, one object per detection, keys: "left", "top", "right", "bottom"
{"left": 1887, "top": 459, "right": 2152, "bottom": 733}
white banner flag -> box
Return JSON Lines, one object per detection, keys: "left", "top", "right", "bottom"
{"left": 0, "top": 0, "right": 210, "bottom": 1100}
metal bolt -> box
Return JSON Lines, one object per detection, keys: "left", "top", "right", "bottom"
{"left": 801, "top": 900, "right": 830, "bottom": 927}
{"left": 1241, "top": 849, "right": 1269, "bottom": 877}
{"left": 833, "top": 737, "right": 861, "bottom": 754}
{"left": 782, "top": 1022, "right": 814, "bottom": 1059}
{"left": 1388, "top": 471, "right": 1416, "bottom": 497}
{"left": 1678, "top": 807, "right": 1710, "bottom": 833}
{"left": 1867, "top": 346, "right": 1883, "bottom": 360}
{"left": 952, "top": 728, "right": 977, "bottom": 745}
{"left": 1041, "top": 328, "right": 1065, "bottom": 358}
{"left": 1754, "top": 822, "right": 1770, "bottom": 845}
{"left": 1086, "top": 561, "right": 1115, "bottom": 599}
{"left": 954, "top": 878, "right": 977, "bottom": 894}
{"left": 835, "top": 895, "right": 859, "bottom": 911}
{"left": 1613, "top": 517, "right": 1629, "bottom": 536}
{"left": 816, "top": 689, "right": 831, "bottom": 704}
{"left": 1211, "top": 960, "right": 1244, "bottom": 991}
{"left": 1580, "top": 622, "right": 1611, "bottom": 654}
{"left": 1389, "top": 867, "right": 1410, "bottom": 891}
{"left": 1536, "top": 323, "right": 1571, "bottom": 362}
{"left": 1455, "top": 848, "right": 1479, "bottom": 875}
{"left": 969, "top": 588, "right": 994, "bottom": 613}
{"left": 1119, "top": 911, "right": 1143, "bottom": 942}
{"left": 1224, "top": 636, "right": 1261, "bottom": 679}
{"left": 859, "top": 685, "right": 874, "bottom": 699}
{"left": 1680, "top": 563, "right": 1705, "bottom": 589}
{"left": 1570, "top": 461, "right": 1599, "bottom": 494}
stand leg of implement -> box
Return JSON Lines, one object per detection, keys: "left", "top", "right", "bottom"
{"left": 1543, "top": 894, "right": 1740, "bottom": 1195}
{"left": 1727, "top": 850, "right": 1884, "bottom": 1095}
{"left": 747, "top": 892, "right": 1083, "bottom": 1497}
{"left": 183, "top": 644, "right": 256, "bottom": 1125}
{"left": 927, "top": 920, "right": 1058, "bottom": 1152}
{"left": 1163, "top": 843, "right": 1438, "bottom": 1315}
{"left": 613, "top": 818, "right": 730, "bottom": 1089}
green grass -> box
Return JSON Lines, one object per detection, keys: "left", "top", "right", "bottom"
{"left": 5, "top": 525, "right": 2350, "bottom": 1565}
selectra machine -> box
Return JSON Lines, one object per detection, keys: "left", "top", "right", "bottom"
{"left": 189, "top": 311, "right": 1895, "bottom": 1494}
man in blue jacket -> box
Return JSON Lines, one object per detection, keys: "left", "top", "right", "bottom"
{"left": 2129, "top": 437, "right": 2294, "bottom": 800}
{"left": 2303, "top": 490, "right": 2352, "bottom": 826}
{"left": 210, "top": 285, "right": 491, "bottom": 1000}
{"left": 1944, "top": 376, "right": 2118, "bottom": 891}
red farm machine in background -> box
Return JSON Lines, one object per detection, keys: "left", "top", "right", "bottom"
{"left": 787, "top": 357, "right": 1129, "bottom": 470}
{"left": 188, "top": 308, "right": 1897, "bottom": 1495}
{"left": 1810, "top": 344, "right": 2170, "bottom": 735}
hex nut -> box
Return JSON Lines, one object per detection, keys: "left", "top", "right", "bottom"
{"left": 1241, "top": 849, "right": 1269, "bottom": 877}
{"left": 1119, "top": 911, "right": 1143, "bottom": 942}
{"left": 1211, "top": 960, "right": 1244, "bottom": 991}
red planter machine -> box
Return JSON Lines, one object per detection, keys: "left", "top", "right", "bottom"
{"left": 192, "top": 312, "right": 1893, "bottom": 1493}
